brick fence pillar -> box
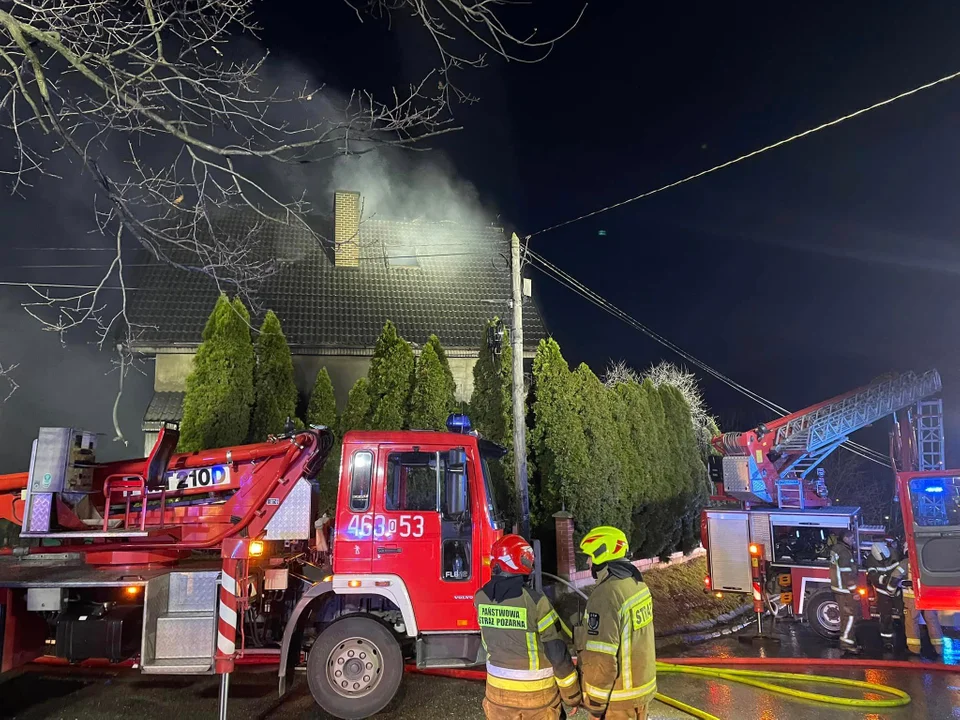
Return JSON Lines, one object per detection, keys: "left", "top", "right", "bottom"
{"left": 553, "top": 511, "right": 575, "bottom": 580}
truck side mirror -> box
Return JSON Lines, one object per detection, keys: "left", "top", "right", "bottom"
{"left": 447, "top": 448, "right": 466, "bottom": 471}
{"left": 445, "top": 471, "right": 468, "bottom": 516}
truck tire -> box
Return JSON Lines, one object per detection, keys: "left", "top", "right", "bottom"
{"left": 307, "top": 615, "right": 403, "bottom": 720}
{"left": 805, "top": 589, "right": 841, "bottom": 639}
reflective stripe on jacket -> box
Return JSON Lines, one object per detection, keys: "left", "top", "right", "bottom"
{"left": 474, "top": 581, "right": 580, "bottom": 706}
{"left": 829, "top": 542, "right": 858, "bottom": 592}
{"left": 865, "top": 553, "right": 898, "bottom": 595}
{"left": 577, "top": 564, "right": 657, "bottom": 715}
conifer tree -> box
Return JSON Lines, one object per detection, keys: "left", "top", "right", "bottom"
{"left": 249, "top": 311, "right": 298, "bottom": 442}
{"left": 368, "top": 321, "right": 415, "bottom": 430}
{"left": 179, "top": 294, "right": 254, "bottom": 452}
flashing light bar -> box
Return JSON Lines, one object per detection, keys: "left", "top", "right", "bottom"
{"left": 446, "top": 414, "right": 472, "bottom": 433}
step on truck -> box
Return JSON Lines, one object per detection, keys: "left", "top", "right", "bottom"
{"left": 0, "top": 414, "right": 506, "bottom": 719}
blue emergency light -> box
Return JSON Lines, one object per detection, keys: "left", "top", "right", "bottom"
{"left": 446, "top": 414, "right": 472, "bottom": 433}
{"left": 927, "top": 486, "right": 945, "bottom": 493}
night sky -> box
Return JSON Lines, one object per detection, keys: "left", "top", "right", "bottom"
{"left": 1, "top": 2, "right": 959, "bottom": 470}
{"left": 266, "top": 2, "right": 960, "bottom": 462}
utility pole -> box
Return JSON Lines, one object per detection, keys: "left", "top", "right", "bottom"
{"left": 510, "top": 232, "right": 531, "bottom": 541}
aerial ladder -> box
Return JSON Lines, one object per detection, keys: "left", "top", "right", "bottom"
{"left": 712, "top": 369, "right": 943, "bottom": 510}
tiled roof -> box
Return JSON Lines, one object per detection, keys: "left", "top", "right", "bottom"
{"left": 142, "top": 391, "right": 185, "bottom": 431}
{"left": 126, "top": 209, "right": 546, "bottom": 353}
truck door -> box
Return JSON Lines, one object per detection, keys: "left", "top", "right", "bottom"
{"left": 333, "top": 447, "right": 376, "bottom": 574}
{"left": 903, "top": 473, "right": 960, "bottom": 610}
{"left": 373, "top": 445, "right": 479, "bottom": 632}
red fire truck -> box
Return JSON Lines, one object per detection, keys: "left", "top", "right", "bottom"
{"left": 703, "top": 369, "right": 960, "bottom": 639}
{"left": 0, "top": 415, "right": 506, "bottom": 719}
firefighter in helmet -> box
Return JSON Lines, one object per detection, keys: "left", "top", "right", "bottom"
{"left": 829, "top": 528, "right": 861, "bottom": 653}
{"left": 577, "top": 526, "right": 656, "bottom": 719}
{"left": 893, "top": 546, "right": 944, "bottom": 656}
{"left": 865, "top": 541, "right": 899, "bottom": 651}
{"left": 474, "top": 534, "right": 581, "bottom": 720}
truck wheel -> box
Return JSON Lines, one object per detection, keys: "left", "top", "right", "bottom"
{"left": 805, "top": 589, "right": 841, "bottom": 639}
{"left": 307, "top": 615, "right": 403, "bottom": 720}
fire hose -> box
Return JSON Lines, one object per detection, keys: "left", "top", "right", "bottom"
{"left": 411, "top": 661, "right": 911, "bottom": 719}
{"left": 515, "top": 571, "right": 911, "bottom": 718}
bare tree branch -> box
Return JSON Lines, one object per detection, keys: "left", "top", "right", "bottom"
{"left": 0, "top": 0, "right": 580, "bottom": 407}
{"left": 0, "top": 361, "right": 18, "bottom": 401}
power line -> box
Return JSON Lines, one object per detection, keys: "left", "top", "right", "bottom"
{"left": 530, "top": 67, "right": 960, "bottom": 238}
{"left": 11, "top": 264, "right": 153, "bottom": 269}
{"left": 525, "top": 248, "right": 891, "bottom": 467}
{"left": 0, "top": 281, "right": 139, "bottom": 290}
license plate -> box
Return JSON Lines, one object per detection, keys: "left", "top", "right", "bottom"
{"left": 166, "top": 465, "right": 232, "bottom": 492}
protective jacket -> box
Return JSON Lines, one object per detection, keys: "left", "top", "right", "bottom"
{"left": 577, "top": 561, "right": 656, "bottom": 717}
{"left": 829, "top": 540, "right": 858, "bottom": 593}
{"left": 474, "top": 574, "right": 581, "bottom": 712}
{"left": 865, "top": 551, "right": 900, "bottom": 596}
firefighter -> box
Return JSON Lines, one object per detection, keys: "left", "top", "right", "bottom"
{"left": 865, "top": 541, "right": 899, "bottom": 651}
{"left": 577, "top": 526, "right": 656, "bottom": 720}
{"left": 474, "top": 534, "right": 581, "bottom": 720}
{"left": 895, "top": 550, "right": 944, "bottom": 656}
{"left": 829, "top": 528, "right": 861, "bottom": 654}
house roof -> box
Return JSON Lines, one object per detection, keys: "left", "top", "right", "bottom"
{"left": 126, "top": 209, "right": 547, "bottom": 353}
{"left": 142, "top": 391, "right": 185, "bottom": 432}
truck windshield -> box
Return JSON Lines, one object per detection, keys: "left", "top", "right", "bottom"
{"left": 908, "top": 475, "right": 960, "bottom": 527}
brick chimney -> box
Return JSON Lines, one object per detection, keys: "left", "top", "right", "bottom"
{"left": 333, "top": 190, "right": 361, "bottom": 267}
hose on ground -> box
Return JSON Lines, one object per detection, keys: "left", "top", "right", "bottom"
{"left": 411, "top": 660, "right": 912, "bottom": 720}
{"left": 655, "top": 661, "right": 910, "bottom": 718}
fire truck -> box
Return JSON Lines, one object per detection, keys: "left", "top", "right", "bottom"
{"left": 702, "top": 369, "right": 960, "bottom": 640}
{"left": 0, "top": 415, "right": 506, "bottom": 719}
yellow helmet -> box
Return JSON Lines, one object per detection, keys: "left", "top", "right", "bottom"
{"left": 580, "top": 526, "right": 629, "bottom": 565}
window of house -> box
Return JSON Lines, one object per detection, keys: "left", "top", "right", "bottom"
{"left": 385, "top": 451, "right": 440, "bottom": 511}
{"left": 349, "top": 451, "right": 374, "bottom": 512}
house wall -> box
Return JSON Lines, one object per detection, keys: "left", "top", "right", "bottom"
{"left": 153, "top": 352, "right": 479, "bottom": 410}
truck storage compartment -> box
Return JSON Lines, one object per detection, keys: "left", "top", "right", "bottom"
{"left": 767, "top": 508, "right": 857, "bottom": 568}
{"left": 705, "top": 511, "right": 751, "bottom": 593}
{"left": 56, "top": 603, "right": 142, "bottom": 662}
{"left": 141, "top": 570, "right": 219, "bottom": 674}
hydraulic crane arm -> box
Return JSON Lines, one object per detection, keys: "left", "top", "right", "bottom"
{"left": 712, "top": 369, "right": 942, "bottom": 508}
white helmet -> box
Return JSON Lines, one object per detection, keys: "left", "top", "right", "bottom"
{"left": 871, "top": 541, "right": 890, "bottom": 562}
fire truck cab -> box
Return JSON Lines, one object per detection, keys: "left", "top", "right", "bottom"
{"left": 286, "top": 426, "right": 505, "bottom": 716}
{"left": 0, "top": 416, "right": 507, "bottom": 720}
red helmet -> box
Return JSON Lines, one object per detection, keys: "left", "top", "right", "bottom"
{"left": 490, "top": 534, "right": 535, "bottom": 575}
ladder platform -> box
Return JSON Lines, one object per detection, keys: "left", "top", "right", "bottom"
{"left": 19, "top": 529, "right": 152, "bottom": 538}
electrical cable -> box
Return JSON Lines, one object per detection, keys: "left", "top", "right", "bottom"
{"left": 524, "top": 248, "right": 892, "bottom": 467}
{"left": 530, "top": 67, "right": 960, "bottom": 238}
{"left": 527, "top": 250, "right": 889, "bottom": 466}
{"left": 526, "top": 248, "right": 891, "bottom": 466}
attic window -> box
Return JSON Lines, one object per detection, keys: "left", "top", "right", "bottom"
{"left": 385, "top": 245, "right": 420, "bottom": 268}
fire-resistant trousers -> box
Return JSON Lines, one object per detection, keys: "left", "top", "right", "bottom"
{"left": 482, "top": 684, "right": 564, "bottom": 720}
{"left": 592, "top": 702, "right": 650, "bottom": 719}
{"left": 875, "top": 592, "right": 897, "bottom": 647}
{"left": 904, "top": 594, "right": 943, "bottom": 655}
{"left": 834, "top": 592, "right": 860, "bottom": 648}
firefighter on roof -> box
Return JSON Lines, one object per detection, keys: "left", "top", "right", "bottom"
{"left": 474, "top": 534, "right": 581, "bottom": 720}
{"left": 829, "top": 528, "right": 861, "bottom": 654}
{"left": 577, "top": 526, "right": 656, "bottom": 720}
{"left": 865, "top": 541, "right": 899, "bottom": 651}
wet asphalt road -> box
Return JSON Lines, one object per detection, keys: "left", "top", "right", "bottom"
{"left": 3, "top": 622, "right": 960, "bottom": 720}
